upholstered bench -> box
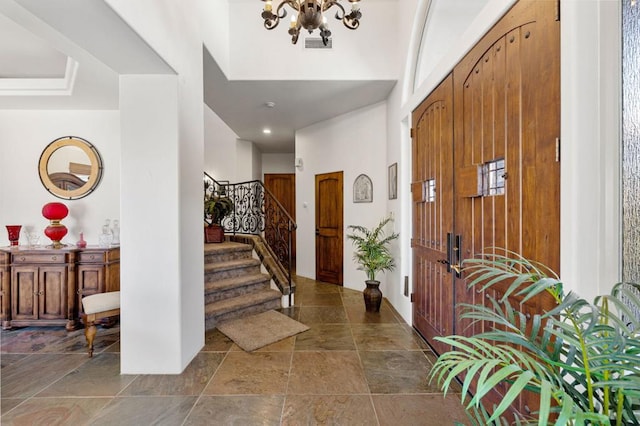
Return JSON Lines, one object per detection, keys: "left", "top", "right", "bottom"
{"left": 81, "top": 291, "right": 120, "bottom": 357}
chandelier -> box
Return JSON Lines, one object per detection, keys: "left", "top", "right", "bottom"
{"left": 261, "top": 0, "right": 362, "bottom": 46}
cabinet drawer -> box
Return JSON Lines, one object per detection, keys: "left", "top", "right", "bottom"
{"left": 12, "top": 253, "right": 70, "bottom": 264}
{"left": 78, "top": 248, "right": 119, "bottom": 263}
{"left": 78, "top": 252, "right": 106, "bottom": 263}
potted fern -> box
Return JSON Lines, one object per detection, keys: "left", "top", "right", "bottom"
{"left": 204, "top": 181, "right": 234, "bottom": 243}
{"left": 346, "top": 215, "right": 399, "bottom": 312}
{"left": 429, "top": 249, "right": 640, "bottom": 425}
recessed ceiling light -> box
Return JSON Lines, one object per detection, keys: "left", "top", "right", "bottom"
{"left": 263, "top": 128, "right": 272, "bottom": 134}
{"left": 265, "top": 101, "right": 276, "bottom": 108}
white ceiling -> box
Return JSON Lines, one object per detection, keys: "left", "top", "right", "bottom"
{"left": 0, "top": 0, "right": 396, "bottom": 153}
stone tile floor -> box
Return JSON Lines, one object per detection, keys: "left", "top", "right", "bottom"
{"left": 1, "top": 276, "right": 468, "bottom": 425}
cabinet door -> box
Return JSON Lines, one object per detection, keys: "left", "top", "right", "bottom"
{"left": 105, "top": 261, "right": 120, "bottom": 293}
{"left": 12, "top": 266, "right": 38, "bottom": 321}
{"left": 38, "top": 266, "right": 67, "bottom": 320}
{"left": 1, "top": 262, "right": 10, "bottom": 325}
{"left": 77, "top": 264, "right": 104, "bottom": 314}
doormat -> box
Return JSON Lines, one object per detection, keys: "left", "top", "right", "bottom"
{"left": 216, "top": 310, "right": 310, "bottom": 352}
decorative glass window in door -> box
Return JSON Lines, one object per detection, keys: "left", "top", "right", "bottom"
{"left": 481, "top": 159, "right": 505, "bottom": 196}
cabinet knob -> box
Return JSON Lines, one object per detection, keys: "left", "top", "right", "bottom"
{"left": 51, "top": 256, "right": 57, "bottom": 261}
{"left": 77, "top": 289, "right": 82, "bottom": 295}
{"left": 20, "top": 257, "right": 25, "bottom": 261}
{"left": 90, "top": 255, "right": 95, "bottom": 260}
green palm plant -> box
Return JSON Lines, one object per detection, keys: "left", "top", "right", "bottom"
{"left": 429, "top": 249, "right": 640, "bottom": 426}
{"left": 346, "top": 215, "right": 399, "bottom": 281}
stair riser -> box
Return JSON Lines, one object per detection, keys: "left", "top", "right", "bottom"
{"left": 205, "top": 264, "right": 262, "bottom": 281}
{"left": 205, "top": 250, "right": 253, "bottom": 264}
{"left": 205, "top": 280, "right": 271, "bottom": 303}
{"left": 205, "top": 298, "right": 282, "bottom": 330}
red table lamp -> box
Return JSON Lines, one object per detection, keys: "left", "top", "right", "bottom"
{"left": 42, "top": 202, "right": 69, "bottom": 248}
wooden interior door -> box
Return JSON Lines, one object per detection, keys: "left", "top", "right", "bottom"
{"left": 315, "top": 171, "right": 343, "bottom": 285}
{"left": 411, "top": 74, "right": 454, "bottom": 356}
{"left": 264, "top": 173, "right": 296, "bottom": 268}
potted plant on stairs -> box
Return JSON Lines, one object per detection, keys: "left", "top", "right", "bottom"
{"left": 204, "top": 182, "right": 234, "bottom": 243}
{"left": 347, "top": 215, "right": 399, "bottom": 312}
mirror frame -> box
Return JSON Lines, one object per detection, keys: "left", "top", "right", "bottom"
{"left": 39, "top": 136, "right": 104, "bottom": 200}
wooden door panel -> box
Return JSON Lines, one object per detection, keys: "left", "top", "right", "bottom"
{"left": 39, "top": 267, "right": 67, "bottom": 319}
{"left": 315, "top": 171, "right": 343, "bottom": 284}
{"left": 411, "top": 75, "right": 454, "bottom": 354}
{"left": 12, "top": 267, "right": 37, "bottom": 320}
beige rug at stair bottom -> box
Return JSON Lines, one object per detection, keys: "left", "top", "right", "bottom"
{"left": 216, "top": 310, "right": 310, "bottom": 352}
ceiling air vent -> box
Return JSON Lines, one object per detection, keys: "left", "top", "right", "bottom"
{"left": 305, "top": 38, "right": 332, "bottom": 49}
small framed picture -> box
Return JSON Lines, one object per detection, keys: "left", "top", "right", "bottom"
{"left": 353, "top": 174, "right": 373, "bottom": 203}
{"left": 388, "top": 163, "right": 398, "bottom": 200}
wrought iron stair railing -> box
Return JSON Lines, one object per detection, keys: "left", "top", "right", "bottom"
{"left": 204, "top": 172, "right": 296, "bottom": 303}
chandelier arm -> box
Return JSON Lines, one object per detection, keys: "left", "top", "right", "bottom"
{"left": 322, "top": 0, "right": 340, "bottom": 13}
{"left": 327, "top": 1, "right": 361, "bottom": 30}
{"left": 263, "top": 1, "right": 295, "bottom": 30}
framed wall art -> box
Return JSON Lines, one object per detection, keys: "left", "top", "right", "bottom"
{"left": 353, "top": 174, "right": 373, "bottom": 203}
{"left": 388, "top": 163, "right": 397, "bottom": 200}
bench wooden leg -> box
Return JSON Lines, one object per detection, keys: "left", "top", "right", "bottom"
{"left": 83, "top": 314, "right": 97, "bottom": 357}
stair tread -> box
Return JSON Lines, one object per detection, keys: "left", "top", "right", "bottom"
{"left": 205, "top": 273, "right": 270, "bottom": 291}
{"left": 205, "top": 258, "right": 260, "bottom": 272}
{"left": 205, "top": 289, "right": 281, "bottom": 316}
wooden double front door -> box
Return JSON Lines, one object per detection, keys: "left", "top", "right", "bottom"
{"left": 412, "top": 0, "right": 560, "bottom": 415}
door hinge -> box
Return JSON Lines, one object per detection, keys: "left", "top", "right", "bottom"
{"left": 555, "top": 137, "right": 560, "bottom": 162}
{"left": 410, "top": 128, "right": 414, "bottom": 139}
{"left": 410, "top": 293, "right": 415, "bottom": 302}
{"left": 555, "top": 0, "right": 560, "bottom": 21}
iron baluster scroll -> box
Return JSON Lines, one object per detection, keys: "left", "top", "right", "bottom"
{"left": 204, "top": 173, "right": 296, "bottom": 302}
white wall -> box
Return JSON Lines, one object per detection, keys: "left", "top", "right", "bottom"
{"left": 204, "top": 104, "right": 239, "bottom": 182}
{"left": 383, "top": 0, "right": 420, "bottom": 323}
{"left": 413, "top": 0, "right": 490, "bottom": 90}
{"left": 199, "top": 0, "right": 231, "bottom": 76}
{"left": 228, "top": 0, "right": 399, "bottom": 80}
{"left": 0, "top": 110, "right": 120, "bottom": 245}
{"left": 262, "top": 153, "right": 295, "bottom": 176}
{"left": 296, "top": 102, "right": 388, "bottom": 292}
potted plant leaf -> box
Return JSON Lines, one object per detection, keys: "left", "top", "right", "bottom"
{"left": 429, "top": 249, "right": 640, "bottom": 426}
{"left": 346, "top": 215, "right": 399, "bottom": 312}
{"left": 204, "top": 181, "right": 234, "bottom": 243}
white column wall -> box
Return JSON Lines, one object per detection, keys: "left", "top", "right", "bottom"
{"left": 107, "top": 0, "right": 205, "bottom": 373}
{"left": 120, "top": 75, "right": 183, "bottom": 373}
{"left": 295, "top": 102, "right": 388, "bottom": 292}
{"left": 560, "top": 0, "right": 621, "bottom": 301}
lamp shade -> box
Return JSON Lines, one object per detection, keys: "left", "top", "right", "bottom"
{"left": 42, "top": 202, "right": 69, "bottom": 221}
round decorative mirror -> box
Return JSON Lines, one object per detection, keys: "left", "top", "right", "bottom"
{"left": 38, "top": 136, "right": 103, "bottom": 200}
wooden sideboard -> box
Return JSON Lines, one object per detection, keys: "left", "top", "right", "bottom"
{"left": 0, "top": 246, "right": 119, "bottom": 330}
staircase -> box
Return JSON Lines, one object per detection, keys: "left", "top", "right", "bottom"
{"left": 204, "top": 241, "right": 282, "bottom": 330}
